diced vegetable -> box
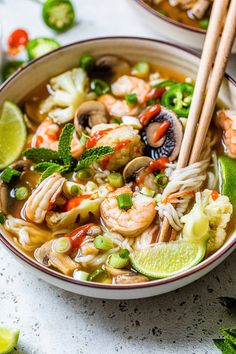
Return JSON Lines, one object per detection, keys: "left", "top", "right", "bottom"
{"left": 94, "top": 236, "right": 113, "bottom": 251}
{"left": 2, "top": 60, "right": 25, "bottom": 81}
{"left": 90, "top": 79, "right": 110, "bottom": 96}
{"left": 79, "top": 53, "right": 96, "bottom": 73}
{"left": 53, "top": 237, "right": 71, "bottom": 254}
{"left": 15, "top": 186, "right": 29, "bottom": 201}
{"left": 131, "top": 61, "right": 150, "bottom": 79}
{"left": 73, "top": 270, "right": 89, "bottom": 281}
{"left": 108, "top": 249, "right": 130, "bottom": 269}
{"left": 125, "top": 93, "right": 138, "bottom": 105}
{"left": 26, "top": 37, "right": 60, "bottom": 60}
{"left": 42, "top": 0, "right": 75, "bottom": 32}
{"left": 107, "top": 172, "right": 123, "bottom": 188}
{"left": 76, "top": 169, "right": 92, "bottom": 180}
{"left": 117, "top": 193, "right": 133, "bottom": 210}
{"left": 0, "top": 167, "right": 21, "bottom": 183}
{"left": 199, "top": 18, "right": 209, "bottom": 30}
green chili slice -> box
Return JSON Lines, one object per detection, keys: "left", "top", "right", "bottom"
{"left": 26, "top": 37, "right": 60, "bottom": 60}
{"left": 42, "top": 0, "right": 75, "bottom": 32}
{"left": 161, "top": 83, "right": 194, "bottom": 117}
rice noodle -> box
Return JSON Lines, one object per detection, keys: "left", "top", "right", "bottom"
{"left": 157, "top": 131, "right": 218, "bottom": 230}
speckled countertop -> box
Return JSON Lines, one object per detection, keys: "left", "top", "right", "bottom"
{"left": 0, "top": 1, "right": 236, "bottom": 353}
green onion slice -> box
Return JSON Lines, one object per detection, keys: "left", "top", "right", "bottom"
{"left": 131, "top": 61, "right": 150, "bottom": 78}
{"left": 90, "top": 79, "right": 110, "bottom": 96}
{"left": 79, "top": 53, "right": 96, "bottom": 73}
{"left": 15, "top": 186, "right": 29, "bottom": 201}
{"left": 53, "top": 237, "right": 71, "bottom": 254}
{"left": 117, "top": 193, "right": 133, "bottom": 210}
{"left": 76, "top": 169, "right": 92, "bottom": 180}
{"left": 107, "top": 172, "right": 123, "bottom": 188}
{"left": 125, "top": 93, "right": 138, "bottom": 105}
{"left": 73, "top": 270, "right": 89, "bottom": 281}
{"left": 108, "top": 249, "right": 130, "bottom": 269}
{"left": 88, "top": 268, "right": 107, "bottom": 282}
{"left": 154, "top": 173, "right": 169, "bottom": 187}
{"left": 94, "top": 236, "right": 113, "bottom": 251}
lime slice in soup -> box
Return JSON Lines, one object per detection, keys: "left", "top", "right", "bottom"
{"left": 0, "top": 327, "right": 20, "bottom": 354}
{"left": 0, "top": 100, "right": 26, "bottom": 170}
{"left": 219, "top": 155, "right": 236, "bottom": 208}
{"left": 130, "top": 240, "right": 206, "bottom": 278}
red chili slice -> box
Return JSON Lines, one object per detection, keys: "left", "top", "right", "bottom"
{"left": 66, "top": 223, "right": 96, "bottom": 249}
{"left": 145, "top": 87, "right": 165, "bottom": 102}
{"left": 8, "top": 29, "right": 29, "bottom": 55}
{"left": 153, "top": 121, "right": 171, "bottom": 143}
{"left": 139, "top": 104, "right": 161, "bottom": 126}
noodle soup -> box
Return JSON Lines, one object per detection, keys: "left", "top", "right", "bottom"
{"left": 0, "top": 53, "right": 235, "bottom": 285}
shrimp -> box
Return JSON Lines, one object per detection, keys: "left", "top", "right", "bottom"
{"left": 31, "top": 117, "right": 84, "bottom": 159}
{"left": 134, "top": 224, "right": 159, "bottom": 250}
{"left": 111, "top": 75, "right": 150, "bottom": 104}
{"left": 25, "top": 173, "right": 65, "bottom": 223}
{"left": 217, "top": 110, "right": 236, "bottom": 158}
{"left": 100, "top": 186, "right": 156, "bottom": 237}
{"left": 98, "top": 94, "right": 140, "bottom": 117}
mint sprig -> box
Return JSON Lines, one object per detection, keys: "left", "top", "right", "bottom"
{"left": 75, "top": 146, "right": 114, "bottom": 171}
{"left": 58, "top": 123, "right": 74, "bottom": 165}
{"left": 24, "top": 147, "right": 59, "bottom": 163}
{"left": 39, "top": 164, "right": 70, "bottom": 183}
{"left": 0, "top": 167, "right": 21, "bottom": 183}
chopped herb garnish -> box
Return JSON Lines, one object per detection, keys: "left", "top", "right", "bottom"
{"left": 34, "top": 162, "right": 61, "bottom": 173}
{"left": 40, "top": 164, "right": 69, "bottom": 183}
{"left": 0, "top": 212, "right": 6, "bottom": 224}
{"left": 117, "top": 193, "right": 133, "bottom": 210}
{"left": 125, "top": 93, "right": 138, "bottom": 105}
{"left": 24, "top": 147, "right": 59, "bottom": 163}
{"left": 75, "top": 146, "right": 114, "bottom": 171}
{"left": 58, "top": 123, "right": 74, "bottom": 165}
{"left": 0, "top": 167, "right": 21, "bottom": 183}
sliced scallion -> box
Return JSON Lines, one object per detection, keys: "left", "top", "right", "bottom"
{"left": 80, "top": 131, "right": 89, "bottom": 146}
{"left": 154, "top": 173, "right": 168, "bottom": 188}
{"left": 53, "top": 237, "right": 71, "bottom": 254}
{"left": 94, "top": 236, "right": 113, "bottom": 251}
{"left": 90, "top": 79, "right": 110, "bottom": 96}
{"left": 108, "top": 249, "right": 130, "bottom": 269}
{"left": 125, "top": 93, "right": 138, "bottom": 105}
{"left": 131, "top": 61, "right": 150, "bottom": 79}
{"left": 108, "top": 172, "right": 123, "bottom": 188}
{"left": 116, "top": 193, "right": 133, "bottom": 210}
{"left": 88, "top": 268, "right": 107, "bottom": 282}
{"left": 73, "top": 270, "right": 90, "bottom": 281}
{"left": 79, "top": 53, "right": 96, "bottom": 73}
{"left": 0, "top": 212, "right": 6, "bottom": 224}
{"left": 76, "top": 169, "right": 92, "bottom": 180}
{"left": 15, "top": 186, "right": 29, "bottom": 201}
{"left": 63, "top": 181, "right": 81, "bottom": 197}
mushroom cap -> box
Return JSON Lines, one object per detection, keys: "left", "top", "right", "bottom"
{"left": 140, "top": 106, "right": 183, "bottom": 162}
{"left": 113, "top": 272, "right": 149, "bottom": 284}
{"left": 11, "top": 159, "right": 31, "bottom": 172}
{"left": 123, "top": 156, "right": 153, "bottom": 183}
{"left": 93, "top": 55, "right": 131, "bottom": 82}
{"left": 74, "top": 100, "right": 108, "bottom": 136}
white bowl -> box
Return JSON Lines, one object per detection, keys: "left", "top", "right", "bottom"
{"left": 128, "top": 0, "right": 236, "bottom": 52}
{"left": 0, "top": 37, "right": 236, "bottom": 299}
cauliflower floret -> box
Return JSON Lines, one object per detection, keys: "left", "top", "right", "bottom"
{"left": 181, "top": 189, "right": 233, "bottom": 254}
{"left": 40, "top": 68, "right": 95, "bottom": 123}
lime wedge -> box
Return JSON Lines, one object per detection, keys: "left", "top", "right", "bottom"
{"left": 130, "top": 240, "right": 206, "bottom": 278}
{"left": 0, "top": 100, "right": 26, "bottom": 170}
{"left": 219, "top": 155, "right": 236, "bottom": 208}
{"left": 0, "top": 327, "right": 20, "bottom": 354}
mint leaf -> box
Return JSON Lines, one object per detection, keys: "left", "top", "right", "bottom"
{"left": 58, "top": 123, "right": 74, "bottom": 165}
{"left": 75, "top": 146, "right": 114, "bottom": 171}
{"left": 213, "top": 339, "right": 236, "bottom": 353}
{"left": 34, "top": 162, "right": 60, "bottom": 173}
{"left": 39, "top": 165, "right": 69, "bottom": 183}
{"left": 24, "top": 148, "right": 59, "bottom": 163}
{"left": 0, "top": 167, "right": 21, "bottom": 183}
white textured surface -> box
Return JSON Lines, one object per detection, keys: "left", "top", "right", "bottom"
{"left": 0, "top": 0, "right": 236, "bottom": 353}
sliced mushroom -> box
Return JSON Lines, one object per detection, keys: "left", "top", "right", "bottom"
{"left": 93, "top": 55, "right": 131, "bottom": 82}
{"left": 11, "top": 159, "right": 31, "bottom": 172}
{"left": 34, "top": 240, "right": 78, "bottom": 275}
{"left": 113, "top": 272, "right": 149, "bottom": 284}
{"left": 123, "top": 156, "right": 153, "bottom": 183}
{"left": 105, "top": 264, "right": 131, "bottom": 277}
{"left": 0, "top": 181, "right": 9, "bottom": 215}
{"left": 140, "top": 106, "right": 183, "bottom": 161}
{"left": 74, "top": 101, "right": 108, "bottom": 136}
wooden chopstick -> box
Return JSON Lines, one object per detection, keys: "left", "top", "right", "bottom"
{"left": 189, "top": 0, "right": 236, "bottom": 164}
{"left": 158, "top": 0, "right": 234, "bottom": 243}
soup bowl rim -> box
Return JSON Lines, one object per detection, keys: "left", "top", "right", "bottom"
{"left": 131, "top": 0, "right": 208, "bottom": 35}
{"left": 0, "top": 36, "right": 236, "bottom": 291}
